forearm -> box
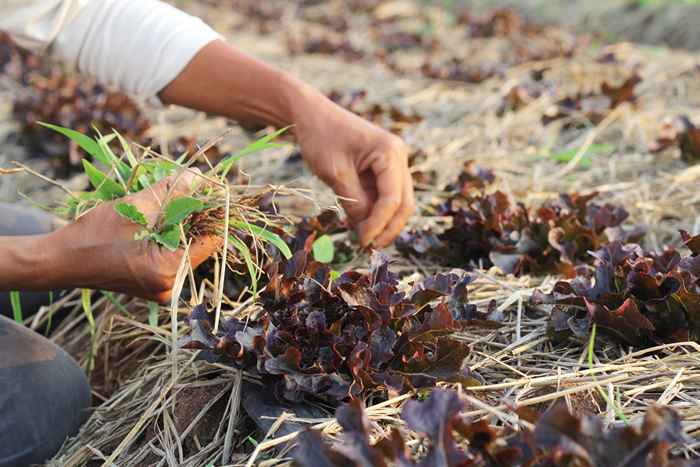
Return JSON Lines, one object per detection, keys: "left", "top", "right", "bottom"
{"left": 159, "top": 40, "right": 317, "bottom": 130}
{"left": 0, "top": 234, "right": 65, "bottom": 291}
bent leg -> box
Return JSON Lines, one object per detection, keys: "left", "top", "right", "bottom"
{"left": 0, "top": 315, "right": 90, "bottom": 466}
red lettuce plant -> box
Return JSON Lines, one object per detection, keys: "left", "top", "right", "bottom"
{"left": 542, "top": 74, "right": 641, "bottom": 126}
{"left": 182, "top": 251, "right": 492, "bottom": 403}
{"left": 397, "top": 164, "right": 643, "bottom": 277}
{"left": 294, "top": 388, "right": 696, "bottom": 467}
{"left": 532, "top": 231, "right": 700, "bottom": 347}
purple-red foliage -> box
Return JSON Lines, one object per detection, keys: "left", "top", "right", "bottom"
{"left": 182, "top": 251, "right": 492, "bottom": 404}
{"left": 532, "top": 231, "right": 700, "bottom": 348}
{"left": 294, "top": 388, "right": 696, "bottom": 467}
{"left": 542, "top": 74, "right": 642, "bottom": 126}
{"left": 397, "top": 163, "right": 643, "bottom": 277}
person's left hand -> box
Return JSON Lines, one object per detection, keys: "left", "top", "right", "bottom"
{"left": 47, "top": 170, "right": 220, "bottom": 302}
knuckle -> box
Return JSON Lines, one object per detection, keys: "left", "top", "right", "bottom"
{"left": 316, "top": 164, "right": 340, "bottom": 185}
{"left": 385, "top": 196, "right": 401, "bottom": 210}
{"left": 383, "top": 135, "right": 409, "bottom": 159}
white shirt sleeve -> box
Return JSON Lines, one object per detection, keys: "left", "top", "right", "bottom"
{"left": 0, "top": 0, "right": 221, "bottom": 102}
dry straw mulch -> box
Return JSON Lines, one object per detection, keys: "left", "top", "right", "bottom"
{"left": 27, "top": 0, "right": 700, "bottom": 465}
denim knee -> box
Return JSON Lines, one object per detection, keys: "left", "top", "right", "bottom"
{"left": 0, "top": 317, "right": 91, "bottom": 467}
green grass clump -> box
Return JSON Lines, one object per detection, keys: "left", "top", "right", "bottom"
{"left": 42, "top": 122, "right": 293, "bottom": 295}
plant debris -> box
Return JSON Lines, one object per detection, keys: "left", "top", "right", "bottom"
{"left": 287, "top": 35, "right": 365, "bottom": 62}
{"left": 650, "top": 116, "right": 700, "bottom": 163}
{"left": 182, "top": 250, "right": 491, "bottom": 404}
{"left": 327, "top": 89, "right": 422, "bottom": 134}
{"left": 294, "top": 388, "right": 698, "bottom": 467}
{"left": 532, "top": 230, "right": 700, "bottom": 347}
{"left": 13, "top": 72, "right": 150, "bottom": 175}
{"left": 543, "top": 74, "right": 642, "bottom": 126}
{"left": 0, "top": 32, "right": 47, "bottom": 85}
{"left": 420, "top": 59, "right": 500, "bottom": 84}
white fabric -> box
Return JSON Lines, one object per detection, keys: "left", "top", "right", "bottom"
{"left": 0, "top": 0, "right": 221, "bottom": 101}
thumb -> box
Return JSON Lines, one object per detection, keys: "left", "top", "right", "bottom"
{"left": 330, "top": 170, "right": 373, "bottom": 226}
{"left": 188, "top": 234, "right": 224, "bottom": 269}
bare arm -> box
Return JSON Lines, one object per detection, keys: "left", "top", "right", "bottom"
{"left": 0, "top": 172, "right": 218, "bottom": 302}
{"left": 160, "top": 40, "right": 415, "bottom": 247}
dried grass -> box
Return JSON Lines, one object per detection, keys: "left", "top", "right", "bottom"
{"left": 35, "top": 0, "right": 700, "bottom": 464}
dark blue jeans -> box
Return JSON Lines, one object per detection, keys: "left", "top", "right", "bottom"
{"left": 0, "top": 203, "right": 90, "bottom": 466}
{"left": 0, "top": 316, "right": 91, "bottom": 466}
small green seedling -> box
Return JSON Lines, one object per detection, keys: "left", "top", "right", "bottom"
{"left": 9, "top": 290, "right": 22, "bottom": 323}
{"left": 548, "top": 143, "right": 614, "bottom": 169}
{"left": 312, "top": 234, "right": 335, "bottom": 263}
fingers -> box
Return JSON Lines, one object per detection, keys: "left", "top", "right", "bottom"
{"left": 357, "top": 148, "right": 405, "bottom": 247}
{"left": 373, "top": 165, "right": 415, "bottom": 247}
{"left": 331, "top": 169, "right": 373, "bottom": 226}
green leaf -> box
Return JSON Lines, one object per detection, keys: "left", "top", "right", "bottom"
{"left": 147, "top": 301, "right": 159, "bottom": 327}
{"left": 114, "top": 131, "right": 139, "bottom": 169}
{"left": 152, "top": 225, "right": 181, "bottom": 251}
{"left": 231, "top": 220, "right": 292, "bottom": 259}
{"left": 216, "top": 126, "right": 290, "bottom": 177}
{"left": 163, "top": 196, "right": 204, "bottom": 227}
{"left": 229, "top": 234, "right": 259, "bottom": 296}
{"left": 549, "top": 143, "right": 614, "bottom": 169}
{"left": 98, "top": 133, "right": 117, "bottom": 145}
{"left": 152, "top": 160, "right": 178, "bottom": 183}
{"left": 115, "top": 202, "right": 149, "bottom": 226}
{"left": 82, "top": 288, "right": 97, "bottom": 373}
{"left": 82, "top": 289, "right": 95, "bottom": 330}
{"left": 10, "top": 291, "right": 22, "bottom": 324}
{"left": 312, "top": 234, "right": 335, "bottom": 263}
{"left": 96, "top": 132, "right": 131, "bottom": 182}
{"left": 82, "top": 159, "right": 126, "bottom": 200}
{"left": 38, "top": 122, "right": 107, "bottom": 165}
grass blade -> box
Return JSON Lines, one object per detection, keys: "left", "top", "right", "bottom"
{"left": 9, "top": 291, "right": 22, "bottom": 324}
{"left": 148, "top": 301, "right": 159, "bottom": 328}
{"left": 38, "top": 122, "right": 107, "bottom": 165}
{"left": 96, "top": 130, "right": 131, "bottom": 183}
{"left": 82, "top": 159, "right": 126, "bottom": 200}
{"left": 216, "top": 126, "right": 290, "bottom": 177}
{"left": 231, "top": 220, "right": 292, "bottom": 259}
{"left": 587, "top": 324, "right": 629, "bottom": 424}
{"left": 82, "top": 289, "right": 97, "bottom": 372}
{"left": 228, "top": 234, "right": 259, "bottom": 296}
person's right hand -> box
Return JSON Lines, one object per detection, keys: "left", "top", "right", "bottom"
{"left": 291, "top": 86, "right": 415, "bottom": 248}
{"left": 47, "top": 170, "right": 220, "bottom": 303}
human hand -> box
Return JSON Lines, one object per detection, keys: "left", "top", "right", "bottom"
{"left": 292, "top": 87, "right": 415, "bottom": 248}
{"left": 158, "top": 41, "right": 414, "bottom": 247}
{"left": 48, "top": 170, "right": 220, "bottom": 302}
